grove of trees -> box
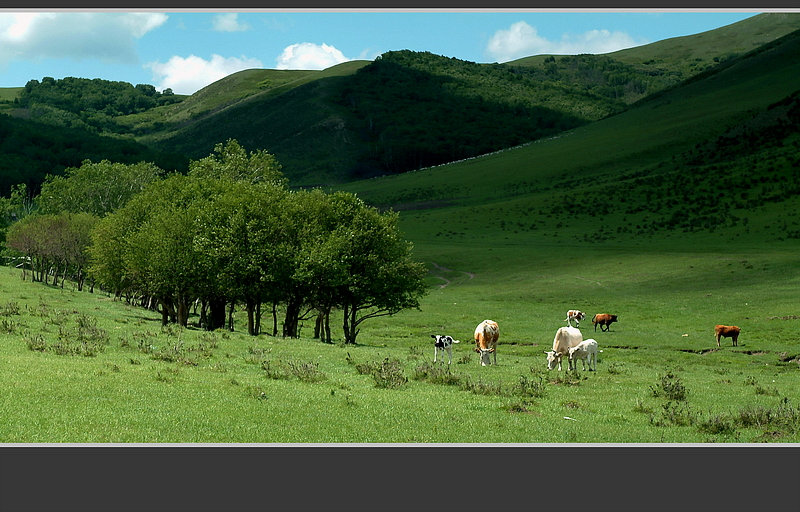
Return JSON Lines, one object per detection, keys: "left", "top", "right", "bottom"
{"left": 3, "top": 139, "right": 428, "bottom": 344}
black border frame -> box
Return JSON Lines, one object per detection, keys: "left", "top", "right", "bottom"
{"left": 1, "top": 4, "right": 799, "bottom": 511}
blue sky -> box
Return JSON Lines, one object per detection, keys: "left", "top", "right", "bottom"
{"left": 0, "top": 11, "right": 760, "bottom": 95}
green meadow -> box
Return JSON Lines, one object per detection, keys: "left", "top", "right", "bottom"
{"left": 1, "top": 233, "right": 798, "bottom": 443}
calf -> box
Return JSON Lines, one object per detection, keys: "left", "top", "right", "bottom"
{"left": 431, "top": 334, "right": 460, "bottom": 364}
{"left": 474, "top": 320, "right": 500, "bottom": 366}
{"left": 545, "top": 326, "right": 583, "bottom": 371}
{"left": 592, "top": 313, "right": 618, "bottom": 332}
{"left": 714, "top": 325, "right": 740, "bottom": 347}
{"left": 564, "top": 310, "right": 586, "bottom": 327}
{"left": 568, "top": 339, "right": 598, "bottom": 371}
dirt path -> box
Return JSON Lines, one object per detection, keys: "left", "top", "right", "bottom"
{"left": 430, "top": 262, "right": 475, "bottom": 289}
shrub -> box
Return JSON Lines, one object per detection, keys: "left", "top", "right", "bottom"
{"left": 650, "top": 370, "right": 688, "bottom": 401}
{"left": 261, "top": 360, "right": 292, "bottom": 380}
{"left": 461, "top": 376, "right": 504, "bottom": 396}
{"left": 698, "top": 414, "right": 736, "bottom": 435}
{"left": 287, "top": 360, "right": 327, "bottom": 383}
{"left": 512, "top": 374, "right": 547, "bottom": 399}
{"left": 1, "top": 301, "right": 21, "bottom": 316}
{"left": 25, "top": 332, "right": 47, "bottom": 352}
{"left": 371, "top": 358, "right": 408, "bottom": 389}
{"left": 413, "top": 362, "right": 462, "bottom": 386}
{"left": 650, "top": 401, "right": 696, "bottom": 427}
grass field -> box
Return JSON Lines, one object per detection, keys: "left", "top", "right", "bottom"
{"left": 2, "top": 234, "right": 798, "bottom": 443}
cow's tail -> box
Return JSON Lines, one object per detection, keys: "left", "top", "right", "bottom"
{"left": 591, "top": 314, "right": 597, "bottom": 323}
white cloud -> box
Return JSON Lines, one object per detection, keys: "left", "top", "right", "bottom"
{"left": 147, "top": 54, "right": 263, "bottom": 95}
{"left": 486, "top": 21, "right": 645, "bottom": 63}
{"left": 212, "top": 13, "right": 250, "bottom": 32}
{"left": 0, "top": 12, "right": 167, "bottom": 65}
{"left": 276, "top": 43, "right": 349, "bottom": 70}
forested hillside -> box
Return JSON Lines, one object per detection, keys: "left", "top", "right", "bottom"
{"left": 0, "top": 114, "right": 187, "bottom": 196}
{"left": 12, "top": 77, "right": 183, "bottom": 135}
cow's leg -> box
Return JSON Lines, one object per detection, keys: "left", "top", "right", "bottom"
{"left": 447, "top": 346, "right": 452, "bottom": 364}
{"left": 733, "top": 334, "right": 738, "bottom": 347}
{"left": 493, "top": 349, "right": 497, "bottom": 365}
{"left": 716, "top": 334, "right": 721, "bottom": 347}
{"left": 434, "top": 347, "right": 438, "bottom": 363}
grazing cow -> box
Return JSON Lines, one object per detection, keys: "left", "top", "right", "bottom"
{"left": 568, "top": 339, "right": 598, "bottom": 371}
{"left": 545, "top": 326, "right": 583, "bottom": 371}
{"left": 715, "top": 325, "right": 741, "bottom": 347}
{"left": 592, "top": 313, "right": 618, "bottom": 332}
{"left": 431, "top": 334, "right": 460, "bottom": 364}
{"left": 473, "top": 320, "right": 500, "bottom": 366}
{"left": 564, "top": 310, "right": 586, "bottom": 327}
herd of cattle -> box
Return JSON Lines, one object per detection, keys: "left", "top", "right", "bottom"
{"left": 431, "top": 310, "right": 742, "bottom": 370}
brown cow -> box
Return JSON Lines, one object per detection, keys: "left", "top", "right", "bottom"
{"left": 592, "top": 313, "right": 618, "bottom": 332}
{"left": 474, "top": 319, "right": 499, "bottom": 366}
{"left": 715, "top": 325, "right": 740, "bottom": 347}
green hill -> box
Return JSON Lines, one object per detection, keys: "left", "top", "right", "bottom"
{"left": 0, "top": 113, "right": 187, "bottom": 196}
{"left": 510, "top": 13, "right": 800, "bottom": 104}
{"left": 341, "top": 28, "right": 800, "bottom": 250}
{"left": 153, "top": 13, "right": 800, "bottom": 186}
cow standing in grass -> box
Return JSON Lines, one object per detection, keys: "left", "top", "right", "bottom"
{"left": 715, "top": 325, "right": 741, "bottom": 347}
{"left": 474, "top": 320, "right": 499, "bottom": 366}
{"left": 431, "top": 334, "right": 460, "bottom": 364}
{"left": 564, "top": 310, "right": 586, "bottom": 328}
{"left": 545, "top": 326, "right": 583, "bottom": 371}
{"left": 568, "top": 339, "right": 598, "bottom": 371}
{"left": 592, "top": 313, "right": 618, "bottom": 332}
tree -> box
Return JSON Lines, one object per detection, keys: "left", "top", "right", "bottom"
{"left": 296, "top": 192, "right": 427, "bottom": 344}
{"left": 188, "top": 139, "right": 286, "bottom": 187}
{"left": 37, "top": 159, "right": 164, "bottom": 216}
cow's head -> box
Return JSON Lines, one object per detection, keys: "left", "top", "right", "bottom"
{"left": 545, "top": 350, "right": 562, "bottom": 370}
{"left": 478, "top": 347, "right": 495, "bottom": 366}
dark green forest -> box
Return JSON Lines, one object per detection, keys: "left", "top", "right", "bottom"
{"left": 0, "top": 113, "right": 188, "bottom": 196}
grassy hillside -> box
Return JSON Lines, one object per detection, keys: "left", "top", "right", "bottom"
{"left": 0, "top": 87, "right": 22, "bottom": 110}
{"left": 511, "top": 13, "right": 800, "bottom": 102}
{"left": 117, "top": 61, "right": 370, "bottom": 139}
{"left": 342, "top": 28, "right": 800, "bottom": 249}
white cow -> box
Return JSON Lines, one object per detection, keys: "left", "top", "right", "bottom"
{"left": 564, "top": 310, "right": 586, "bottom": 327}
{"left": 431, "top": 334, "right": 460, "bottom": 364}
{"left": 545, "top": 326, "right": 583, "bottom": 371}
{"left": 474, "top": 320, "right": 500, "bottom": 366}
{"left": 568, "top": 338, "right": 598, "bottom": 371}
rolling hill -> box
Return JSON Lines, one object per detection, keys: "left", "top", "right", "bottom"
{"left": 341, "top": 26, "right": 800, "bottom": 251}
{"left": 2, "top": 13, "right": 800, "bottom": 197}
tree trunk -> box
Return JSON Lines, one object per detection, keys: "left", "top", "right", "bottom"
{"left": 314, "top": 313, "right": 323, "bottom": 339}
{"left": 227, "top": 302, "right": 235, "bottom": 332}
{"left": 255, "top": 302, "right": 262, "bottom": 336}
{"left": 177, "top": 296, "right": 189, "bottom": 328}
{"left": 342, "top": 303, "right": 359, "bottom": 345}
{"left": 208, "top": 298, "right": 226, "bottom": 331}
{"left": 272, "top": 302, "right": 278, "bottom": 336}
{"left": 324, "top": 310, "right": 332, "bottom": 343}
{"left": 283, "top": 299, "right": 302, "bottom": 338}
{"left": 246, "top": 299, "right": 257, "bottom": 336}
{"left": 199, "top": 300, "right": 208, "bottom": 330}
{"left": 160, "top": 298, "right": 170, "bottom": 326}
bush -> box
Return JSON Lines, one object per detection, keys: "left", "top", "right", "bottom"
{"left": 371, "top": 358, "right": 408, "bottom": 389}
{"left": 650, "top": 370, "right": 688, "bottom": 401}
{"left": 413, "top": 362, "right": 462, "bottom": 386}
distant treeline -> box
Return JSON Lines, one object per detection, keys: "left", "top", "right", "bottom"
{"left": 15, "top": 77, "right": 183, "bottom": 135}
